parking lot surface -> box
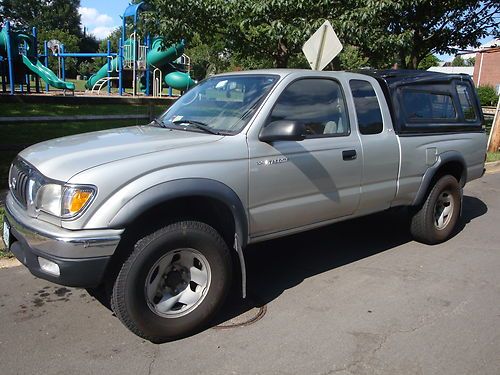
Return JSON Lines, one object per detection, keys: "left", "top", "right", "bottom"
{"left": 0, "top": 172, "right": 499, "bottom": 375}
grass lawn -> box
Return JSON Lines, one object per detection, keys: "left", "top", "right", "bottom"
{"left": 0, "top": 206, "right": 10, "bottom": 255}
{"left": 1, "top": 102, "right": 167, "bottom": 117}
{"left": 487, "top": 152, "right": 500, "bottom": 162}
{"left": 66, "top": 79, "right": 87, "bottom": 92}
{"left": 65, "top": 79, "right": 183, "bottom": 96}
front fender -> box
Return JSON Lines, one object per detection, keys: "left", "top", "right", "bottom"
{"left": 108, "top": 178, "right": 249, "bottom": 246}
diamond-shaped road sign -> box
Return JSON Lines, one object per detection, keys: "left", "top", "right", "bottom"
{"left": 302, "top": 20, "right": 343, "bottom": 71}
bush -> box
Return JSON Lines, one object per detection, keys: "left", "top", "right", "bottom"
{"left": 477, "top": 85, "right": 499, "bottom": 107}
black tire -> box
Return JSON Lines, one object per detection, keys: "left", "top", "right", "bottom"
{"left": 111, "top": 221, "right": 233, "bottom": 343}
{"left": 410, "top": 175, "right": 461, "bottom": 244}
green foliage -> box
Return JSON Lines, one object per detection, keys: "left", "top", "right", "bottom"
{"left": 487, "top": 152, "right": 500, "bottom": 162}
{"left": 231, "top": 0, "right": 343, "bottom": 68}
{"left": 337, "top": 45, "right": 369, "bottom": 70}
{"left": 418, "top": 55, "right": 440, "bottom": 70}
{"left": 340, "top": 0, "right": 499, "bottom": 69}
{"left": 1, "top": 0, "right": 96, "bottom": 78}
{"left": 142, "top": 0, "right": 227, "bottom": 42}
{"left": 37, "top": 28, "right": 80, "bottom": 77}
{"left": 77, "top": 60, "right": 99, "bottom": 78}
{"left": 79, "top": 34, "right": 100, "bottom": 53}
{"left": 451, "top": 56, "right": 465, "bottom": 67}
{"left": 143, "top": 0, "right": 498, "bottom": 70}
{"left": 477, "top": 85, "right": 499, "bottom": 107}
{"left": 452, "top": 55, "right": 476, "bottom": 67}
{"left": 1, "top": 0, "right": 82, "bottom": 37}
{"left": 185, "top": 34, "right": 231, "bottom": 81}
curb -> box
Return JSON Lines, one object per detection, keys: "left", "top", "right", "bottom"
{"left": 485, "top": 161, "right": 500, "bottom": 173}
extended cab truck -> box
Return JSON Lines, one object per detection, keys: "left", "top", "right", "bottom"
{"left": 3, "top": 70, "right": 487, "bottom": 342}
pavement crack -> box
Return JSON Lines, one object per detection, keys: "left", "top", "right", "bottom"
{"left": 147, "top": 346, "right": 160, "bottom": 375}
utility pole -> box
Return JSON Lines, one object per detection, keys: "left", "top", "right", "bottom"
{"left": 487, "top": 97, "right": 500, "bottom": 153}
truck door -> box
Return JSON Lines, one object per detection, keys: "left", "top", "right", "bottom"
{"left": 247, "top": 77, "right": 362, "bottom": 238}
{"left": 349, "top": 78, "right": 400, "bottom": 214}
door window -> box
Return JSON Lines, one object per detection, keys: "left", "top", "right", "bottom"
{"left": 268, "top": 79, "right": 349, "bottom": 137}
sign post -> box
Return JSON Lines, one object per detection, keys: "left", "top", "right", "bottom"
{"left": 487, "top": 96, "right": 500, "bottom": 153}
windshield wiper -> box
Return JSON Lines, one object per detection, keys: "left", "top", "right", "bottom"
{"left": 172, "top": 119, "right": 221, "bottom": 135}
{"left": 150, "top": 118, "right": 165, "bottom": 127}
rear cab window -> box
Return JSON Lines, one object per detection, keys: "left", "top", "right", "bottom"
{"left": 350, "top": 80, "right": 384, "bottom": 135}
{"left": 402, "top": 91, "right": 456, "bottom": 121}
{"left": 396, "top": 79, "right": 482, "bottom": 134}
{"left": 456, "top": 83, "right": 478, "bottom": 121}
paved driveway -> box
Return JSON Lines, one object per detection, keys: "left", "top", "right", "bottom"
{"left": 1, "top": 172, "right": 499, "bottom": 375}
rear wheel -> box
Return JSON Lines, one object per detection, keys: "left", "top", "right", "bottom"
{"left": 410, "top": 175, "right": 461, "bottom": 244}
{"left": 111, "top": 221, "right": 232, "bottom": 342}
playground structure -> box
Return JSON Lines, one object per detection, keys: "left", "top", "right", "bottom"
{"left": 0, "top": 23, "right": 75, "bottom": 94}
{"left": 0, "top": 1, "right": 196, "bottom": 97}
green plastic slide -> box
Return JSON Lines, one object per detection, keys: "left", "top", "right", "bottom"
{"left": 1, "top": 27, "right": 74, "bottom": 91}
{"left": 85, "top": 37, "right": 195, "bottom": 91}
{"left": 21, "top": 55, "right": 75, "bottom": 91}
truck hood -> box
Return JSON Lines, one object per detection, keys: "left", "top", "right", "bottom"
{"left": 19, "top": 125, "right": 224, "bottom": 181}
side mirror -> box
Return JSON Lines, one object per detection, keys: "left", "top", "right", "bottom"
{"left": 259, "top": 120, "right": 306, "bottom": 142}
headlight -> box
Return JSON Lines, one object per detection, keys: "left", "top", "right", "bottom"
{"left": 36, "top": 184, "right": 62, "bottom": 216}
{"left": 35, "top": 183, "right": 96, "bottom": 218}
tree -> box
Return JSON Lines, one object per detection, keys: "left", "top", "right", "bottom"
{"left": 418, "top": 54, "right": 441, "bottom": 70}
{"left": 337, "top": 45, "right": 369, "bottom": 70}
{"left": 141, "top": 0, "right": 226, "bottom": 43}
{"left": 1, "top": 0, "right": 82, "bottom": 37}
{"left": 229, "top": 1, "right": 347, "bottom": 68}
{"left": 466, "top": 57, "right": 476, "bottom": 66}
{"left": 185, "top": 33, "right": 231, "bottom": 80}
{"left": 142, "top": 0, "right": 348, "bottom": 68}
{"left": 451, "top": 55, "right": 466, "bottom": 66}
{"left": 142, "top": 0, "right": 499, "bottom": 70}
{"left": 340, "top": 0, "right": 499, "bottom": 69}
{"left": 37, "top": 28, "right": 80, "bottom": 76}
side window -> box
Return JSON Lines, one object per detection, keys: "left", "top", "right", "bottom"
{"left": 456, "top": 83, "right": 478, "bottom": 121}
{"left": 268, "top": 79, "right": 349, "bottom": 137}
{"left": 350, "top": 80, "right": 383, "bottom": 135}
{"left": 402, "top": 90, "right": 456, "bottom": 121}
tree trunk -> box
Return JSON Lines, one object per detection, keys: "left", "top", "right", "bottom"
{"left": 275, "top": 39, "right": 289, "bottom": 68}
{"left": 398, "top": 50, "right": 407, "bottom": 69}
{"left": 275, "top": 54, "right": 289, "bottom": 68}
{"left": 408, "top": 55, "right": 419, "bottom": 69}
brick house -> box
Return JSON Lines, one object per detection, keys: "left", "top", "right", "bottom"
{"left": 472, "top": 40, "right": 500, "bottom": 93}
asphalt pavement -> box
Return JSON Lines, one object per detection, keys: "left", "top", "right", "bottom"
{"left": 0, "top": 172, "right": 499, "bottom": 375}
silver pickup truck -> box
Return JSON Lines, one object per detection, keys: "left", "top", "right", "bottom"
{"left": 4, "top": 69, "right": 487, "bottom": 342}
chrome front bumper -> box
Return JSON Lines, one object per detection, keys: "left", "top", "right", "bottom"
{"left": 4, "top": 193, "right": 123, "bottom": 287}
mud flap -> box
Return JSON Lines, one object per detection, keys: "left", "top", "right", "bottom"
{"left": 233, "top": 233, "right": 247, "bottom": 299}
{"left": 459, "top": 187, "right": 464, "bottom": 218}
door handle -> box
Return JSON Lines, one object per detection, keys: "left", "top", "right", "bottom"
{"left": 342, "top": 149, "right": 357, "bottom": 161}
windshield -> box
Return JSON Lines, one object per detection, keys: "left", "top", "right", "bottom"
{"left": 158, "top": 75, "right": 278, "bottom": 135}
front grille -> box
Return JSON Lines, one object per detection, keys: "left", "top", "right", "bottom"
{"left": 10, "top": 161, "right": 30, "bottom": 208}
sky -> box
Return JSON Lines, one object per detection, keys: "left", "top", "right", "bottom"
{"left": 79, "top": 0, "right": 129, "bottom": 39}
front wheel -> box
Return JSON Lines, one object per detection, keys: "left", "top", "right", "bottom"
{"left": 410, "top": 175, "right": 462, "bottom": 244}
{"left": 111, "top": 221, "right": 233, "bottom": 342}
